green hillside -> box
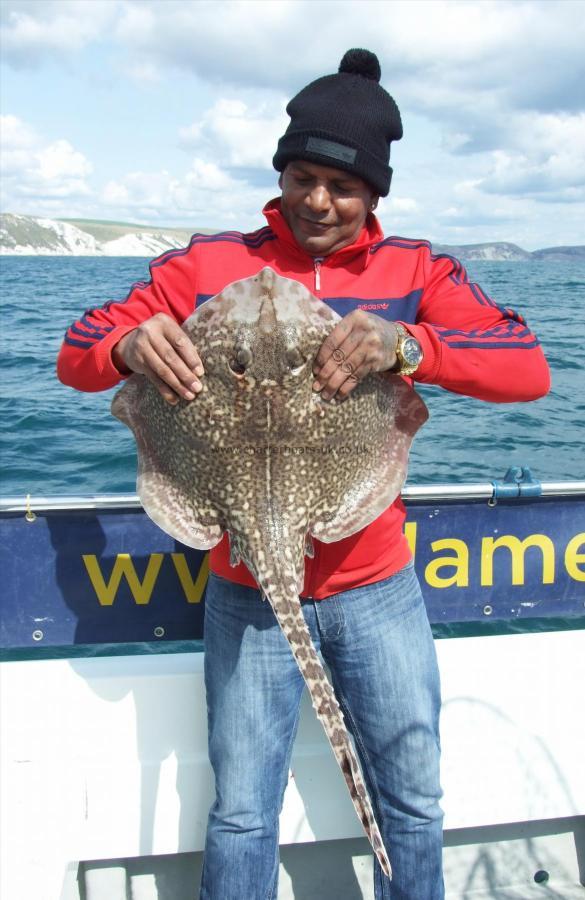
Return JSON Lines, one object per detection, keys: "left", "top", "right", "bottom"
{"left": 1, "top": 213, "right": 67, "bottom": 251}
{"left": 58, "top": 218, "right": 214, "bottom": 244}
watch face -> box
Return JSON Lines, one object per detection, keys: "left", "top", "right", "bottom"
{"left": 402, "top": 337, "right": 423, "bottom": 366}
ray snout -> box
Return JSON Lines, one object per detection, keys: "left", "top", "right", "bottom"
{"left": 256, "top": 266, "right": 278, "bottom": 292}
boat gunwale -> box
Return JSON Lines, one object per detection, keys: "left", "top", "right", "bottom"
{"left": 1, "top": 481, "right": 585, "bottom": 513}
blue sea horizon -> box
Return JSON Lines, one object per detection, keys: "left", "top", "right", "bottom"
{"left": 1, "top": 256, "right": 584, "bottom": 498}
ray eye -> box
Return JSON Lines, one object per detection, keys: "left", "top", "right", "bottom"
{"left": 229, "top": 346, "right": 252, "bottom": 376}
{"left": 236, "top": 347, "right": 252, "bottom": 366}
{"left": 228, "top": 359, "right": 246, "bottom": 375}
{"left": 286, "top": 348, "right": 305, "bottom": 371}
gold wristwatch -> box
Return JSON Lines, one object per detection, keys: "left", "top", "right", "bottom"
{"left": 393, "top": 323, "right": 423, "bottom": 376}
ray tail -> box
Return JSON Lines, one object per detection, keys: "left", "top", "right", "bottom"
{"left": 253, "top": 560, "right": 392, "bottom": 879}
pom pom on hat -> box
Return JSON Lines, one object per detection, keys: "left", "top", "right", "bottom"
{"left": 338, "top": 48, "right": 381, "bottom": 83}
{"left": 273, "top": 48, "right": 402, "bottom": 197}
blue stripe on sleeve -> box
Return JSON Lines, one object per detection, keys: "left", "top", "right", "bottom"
{"left": 64, "top": 336, "right": 96, "bottom": 350}
{"left": 439, "top": 338, "right": 540, "bottom": 350}
{"left": 436, "top": 324, "right": 532, "bottom": 340}
{"left": 370, "top": 237, "right": 535, "bottom": 325}
{"left": 79, "top": 315, "right": 113, "bottom": 333}
{"left": 149, "top": 228, "right": 275, "bottom": 271}
{"left": 97, "top": 229, "right": 276, "bottom": 313}
{"left": 72, "top": 321, "right": 113, "bottom": 339}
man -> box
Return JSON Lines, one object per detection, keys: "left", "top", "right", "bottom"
{"left": 58, "top": 49, "right": 550, "bottom": 899}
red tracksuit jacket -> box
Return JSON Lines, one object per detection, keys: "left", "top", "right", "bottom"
{"left": 57, "top": 199, "right": 550, "bottom": 599}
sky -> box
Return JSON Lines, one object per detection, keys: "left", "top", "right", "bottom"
{"left": 1, "top": 0, "right": 584, "bottom": 250}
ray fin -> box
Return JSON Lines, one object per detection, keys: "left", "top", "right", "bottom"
{"left": 112, "top": 376, "right": 223, "bottom": 551}
{"left": 311, "top": 377, "right": 428, "bottom": 543}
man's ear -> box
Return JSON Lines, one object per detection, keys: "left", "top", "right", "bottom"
{"left": 370, "top": 194, "right": 379, "bottom": 211}
{"left": 278, "top": 173, "right": 284, "bottom": 190}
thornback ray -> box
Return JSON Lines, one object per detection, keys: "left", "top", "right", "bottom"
{"left": 112, "top": 266, "right": 429, "bottom": 878}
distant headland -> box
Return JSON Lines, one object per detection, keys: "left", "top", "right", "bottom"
{"left": 1, "top": 212, "right": 583, "bottom": 261}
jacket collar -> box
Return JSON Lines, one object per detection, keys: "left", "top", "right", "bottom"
{"left": 262, "top": 198, "right": 384, "bottom": 268}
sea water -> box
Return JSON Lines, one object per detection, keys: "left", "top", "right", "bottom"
{"left": 1, "top": 255, "right": 584, "bottom": 498}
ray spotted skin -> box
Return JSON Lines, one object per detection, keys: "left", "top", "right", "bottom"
{"left": 112, "top": 267, "right": 428, "bottom": 878}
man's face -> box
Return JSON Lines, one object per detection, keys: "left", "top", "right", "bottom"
{"left": 279, "top": 161, "right": 376, "bottom": 257}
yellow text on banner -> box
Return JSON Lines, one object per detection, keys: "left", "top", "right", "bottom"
{"left": 82, "top": 553, "right": 164, "bottom": 606}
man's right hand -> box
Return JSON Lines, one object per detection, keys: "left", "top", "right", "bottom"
{"left": 112, "top": 313, "right": 204, "bottom": 405}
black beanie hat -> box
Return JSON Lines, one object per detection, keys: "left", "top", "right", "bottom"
{"left": 273, "top": 49, "right": 402, "bottom": 197}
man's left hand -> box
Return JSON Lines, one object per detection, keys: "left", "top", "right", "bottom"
{"left": 312, "top": 310, "right": 399, "bottom": 401}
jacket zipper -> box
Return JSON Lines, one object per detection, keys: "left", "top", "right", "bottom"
{"left": 313, "top": 257, "right": 323, "bottom": 292}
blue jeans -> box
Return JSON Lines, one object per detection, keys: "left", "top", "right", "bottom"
{"left": 199, "top": 563, "right": 444, "bottom": 899}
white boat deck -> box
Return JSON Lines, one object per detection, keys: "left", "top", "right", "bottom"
{"left": 2, "top": 630, "right": 584, "bottom": 898}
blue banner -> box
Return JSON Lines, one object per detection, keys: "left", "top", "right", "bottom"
{"left": 1, "top": 497, "right": 584, "bottom": 650}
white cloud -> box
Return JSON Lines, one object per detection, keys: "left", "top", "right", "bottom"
{"left": 102, "top": 180, "right": 129, "bottom": 205}
{"left": 0, "top": 115, "right": 93, "bottom": 209}
{"left": 183, "top": 159, "right": 234, "bottom": 192}
{"left": 1, "top": 113, "right": 37, "bottom": 147}
{"left": 2, "top": 1, "right": 584, "bottom": 245}
{"left": 6, "top": 1, "right": 582, "bottom": 204}
{"left": 111, "top": 0, "right": 309, "bottom": 88}
{"left": 0, "top": 114, "right": 38, "bottom": 175}
{"left": 111, "top": 0, "right": 585, "bottom": 123}
{"left": 124, "top": 61, "right": 161, "bottom": 85}
{"left": 475, "top": 113, "right": 585, "bottom": 201}
{"left": 101, "top": 158, "right": 273, "bottom": 229}
{"left": 179, "top": 98, "right": 288, "bottom": 170}
{"left": 0, "top": 0, "right": 118, "bottom": 66}
{"left": 387, "top": 197, "right": 419, "bottom": 214}
{"left": 37, "top": 139, "right": 92, "bottom": 181}
{"left": 7, "top": 0, "right": 583, "bottom": 119}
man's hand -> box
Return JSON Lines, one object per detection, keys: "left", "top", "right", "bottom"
{"left": 312, "top": 310, "right": 399, "bottom": 401}
{"left": 112, "top": 313, "right": 204, "bottom": 405}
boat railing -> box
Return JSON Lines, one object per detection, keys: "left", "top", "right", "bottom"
{"left": 1, "top": 478, "right": 584, "bottom": 513}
